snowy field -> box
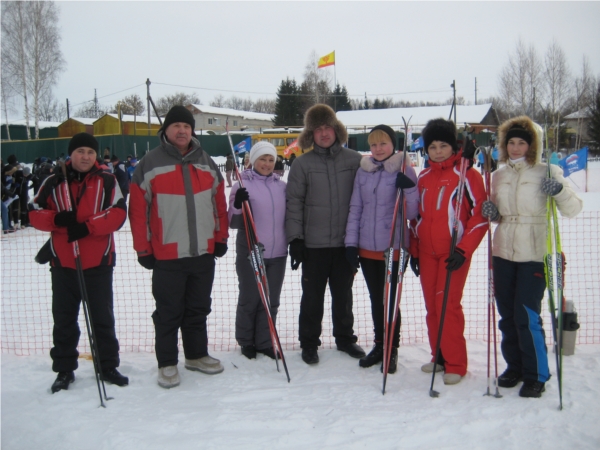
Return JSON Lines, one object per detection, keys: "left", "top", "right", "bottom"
{"left": 2, "top": 161, "right": 600, "bottom": 449}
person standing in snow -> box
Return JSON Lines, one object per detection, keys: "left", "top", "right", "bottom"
{"left": 129, "top": 106, "right": 229, "bottom": 389}
{"left": 481, "top": 115, "right": 582, "bottom": 398}
{"left": 228, "top": 141, "right": 287, "bottom": 360}
{"left": 225, "top": 154, "right": 236, "bottom": 187}
{"left": 409, "top": 118, "right": 487, "bottom": 385}
{"left": 345, "top": 125, "right": 419, "bottom": 374}
{"left": 29, "top": 133, "right": 129, "bottom": 393}
{"left": 286, "top": 103, "right": 366, "bottom": 365}
{"left": 110, "top": 155, "right": 130, "bottom": 203}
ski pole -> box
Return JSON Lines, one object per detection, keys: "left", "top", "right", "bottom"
{"left": 58, "top": 162, "right": 112, "bottom": 408}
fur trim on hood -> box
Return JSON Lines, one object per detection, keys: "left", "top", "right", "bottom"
{"left": 497, "top": 115, "right": 542, "bottom": 165}
{"left": 298, "top": 104, "right": 348, "bottom": 150}
{"left": 360, "top": 152, "right": 406, "bottom": 174}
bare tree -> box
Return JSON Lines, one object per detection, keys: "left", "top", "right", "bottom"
{"left": 543, "top": 39, "right": 572, "bottom": 151}
{"left": 1, "top": 66, "right": 17, "bottom": 139}
{"left": 155, "top": 92, "right": 200, "bottom": 116}
{"left": 301, "top": 50, "right": 333, "bottom": 111}
{"left": 74, "top": 101, "right": 109, "bottom": 118}
{"left": 210, "top": 94, "right": 226, "bottom": 108}
{"left": 38, "top": 90, "right": 67, "bottom": 122}
{"left": 112, "top": 94, "right": 145, "bottom": 115}
{"left": 252, "top": 98, "right": 276, "bottom": 114}
{"left": 572, "top": 55, "right": 597, "bottom": 148}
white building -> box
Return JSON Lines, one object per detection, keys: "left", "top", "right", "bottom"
{"left": 186, "top": 104, "right": 274, "bottom": 134}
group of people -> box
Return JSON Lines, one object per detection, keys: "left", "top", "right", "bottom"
{"left": 28, "top": 104, "right": 582, "bottom": 399}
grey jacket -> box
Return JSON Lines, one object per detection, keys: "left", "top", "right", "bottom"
{"left": 285, "top": 142, "right": 362, "bottom": 248}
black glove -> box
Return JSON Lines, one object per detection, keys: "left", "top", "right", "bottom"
{"left": 54, "top": 211, "right": 77, "bottom": 227}
{"left": 138, "top": 254, "right": 156, "bottom": 270}
{"left": 541, "top": 178, "right": 563, "bottom": 196}
{"left": 445, "top": 248, "right": 466, "bottom": 271}
{"left": 345, "top": 246, "right": 360, "bottom": 270}
{"left": 462, "top": 139, "right": 477, "bottom": 160}
{"left": 289, "top": 239, "right": 306, "bottom": 270}
{"left": 395, "top": 172, "right": 416, "bottom": 190}
{"left": 410, "top": 256, "right": 420, "bottom": 277}
{"left": 213, "top": 242, "right": 228, "bottom": 258}
{"left": 233, "top": 187, "right": 249, "bottom": 209}
{"left": 67, "top": 222, "right": 89, "bottom": 243}
{"left": 482, "top": 201, "right": 500, "bottom": 221}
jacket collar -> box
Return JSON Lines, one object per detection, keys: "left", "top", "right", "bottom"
{"left": 313, "top": 141, "right": 342, "bottom": 157}
{"left": 361, "top": 152, "right": 405, "bottom": 173}
{"left": 159, "top": 131, "right": 202, "bottom": 160}
{"left": 428, "top": 151, "right": 461, "bottom": 171}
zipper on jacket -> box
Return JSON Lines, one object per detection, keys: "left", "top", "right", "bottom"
{"left": 436, "top": 186, "right": 446, "bottom": 210}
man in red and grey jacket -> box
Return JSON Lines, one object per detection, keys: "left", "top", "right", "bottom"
{"left": 29, "top": 132, "right": 128, "bottom": 394}
{"left": 129, "top": 106, "right": 229, "bottom": 389}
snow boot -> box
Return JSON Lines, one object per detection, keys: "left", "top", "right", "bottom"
{"left": 336, "top": 342, "right": 366, "bottom": 359}
{"left": 359, "top": 343, "right": 383, "bottom": 368}
{"left": 443, "top": 373, "right": 463, "bottom": 385}
{"left": 185, "top": 355, "right": 224, "bottom": 374}
{"left": 302, "top": 347, "right": 319, "bottom": 365}
{"left": 421, "top": 362, "right": 444, "bottom": 373}
{"left": 497, "top": 369, "right": 522, "bottom": 388}
{"left": 519, "top": 380, "right": 545, "bottom": 398}
{"left": 158, "top": 365, "right": 180, "bottom": 389}
{"left": 380, "top": 347, "right": 398, "bottom": 374}
{"left": 51, "top": 371, "right": 75, "bottom": 393}
{"left": 257, "top": 347, "right": 277, "bottom": 360}
{"left": 100, "top": 368, "right": 129, "bottom": 386}
{"left": 241, "top": 345, "right": 257, "bottom": 359}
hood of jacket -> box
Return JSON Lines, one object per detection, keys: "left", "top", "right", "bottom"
{"left": 497, "top": 115, "right": 542, "bottom": 166}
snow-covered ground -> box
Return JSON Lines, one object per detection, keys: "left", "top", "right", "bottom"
{"left": 2, "top": 161, "right": 599, "bottom": 449}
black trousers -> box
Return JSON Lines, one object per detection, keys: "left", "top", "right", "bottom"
{"left": 493, "top": 256, "right": 550, "bottom": 383}
{"left": 299, "top": 247, "right": 358, "bottom": 348}
{"left": 152, "top": 255, "right": 215, "bottom": 368}
{"left": 360, "top": 257, "right": 401, "bottom": 348}
{"left": 50, "top": 266, "right": 120, "bottom": 373}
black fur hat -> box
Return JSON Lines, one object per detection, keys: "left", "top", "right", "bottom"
{"left": 298, "top": 104, "right": 348, "bottom": 150}
{"left": 160, "top": 105, "right": 195, "bottom": 133}
{"left": 68, "top": 133, "right": 99, "bottom": 155}
{"left": 422, "top": 118, "right": 458, "bottom": 152}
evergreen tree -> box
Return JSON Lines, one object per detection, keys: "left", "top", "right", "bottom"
{"left": 330, "top": 84, "right": 351, "bottom": 111}
{"left": 588, "top": 82, "right": 600, "bottom": 151}
{"left": 273, "top": 78, "right": 302, "bottom": 126}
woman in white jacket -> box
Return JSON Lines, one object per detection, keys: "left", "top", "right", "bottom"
{"left": 482, "top": 116, "right": 582, "bottom": 398}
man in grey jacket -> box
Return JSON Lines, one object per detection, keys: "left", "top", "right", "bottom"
{"left": 286, "top": 104, "right": 366, "bottom": 365}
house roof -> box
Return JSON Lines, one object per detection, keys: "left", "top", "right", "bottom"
{"left": 336, "top": 103, "right": 496, "bottom": 128}
{"left": 188, "top": 104, "right": 274, "bottom": 122}
{"left": 564, "top": 108, "right": 592, "bottom": 120}
{"left": 1, "top": 119, "right": 61, "bottom": 129}
{"left": 62, "top": 117, "right": 96, "bottom": 125}
{"left": 100, "top": 113, "right": 162, "bottom": 125}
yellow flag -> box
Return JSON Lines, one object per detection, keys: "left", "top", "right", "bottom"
{"left": 318, "top": 51, "right": 335, "bottom": 68}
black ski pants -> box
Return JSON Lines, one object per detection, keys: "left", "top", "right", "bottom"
{"left": 50, "top": 266, "right": 120, "bottom": 373}
{"left": 360, "top": 257, "right": 400, "bottom": 348}
{"left": 298, "top": 247, "right": 358, "bottom": 349}
{"left": 493, "top": 256, "right": 550, "bottom": 383}
{"left": 152, "top": 255, "right": 215, "bottom": 368}
{"left": 235, "top": 253, "right": 287, "bottom": 349}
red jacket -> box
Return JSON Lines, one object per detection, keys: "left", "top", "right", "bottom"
{"left": 29, "top": 162, "right": 126, "bottom": 270}
{"left": 410, "top": 152, "right": 487, "bottom": 258}
{"left": 129, "top": 135, "right": 228, "bottom": 260}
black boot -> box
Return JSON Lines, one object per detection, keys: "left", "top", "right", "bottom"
{"left": 241, "top": 345, "right": 257, "bottom": 359}
{"left": 498, "top": 369, "right": 522, "bottom": 388}
{"left": 302, "top": 347, "right": 319, "bottom": 365}
{"left": 336, "top": 342, "right": 366, "bottom": 359}
{"left": 101, "top": 368, "right": 129, "bottom": 386}
{"left": 380, "top": 347, "right": 398, "bottom": 374}
{"left": 359, "top": 343, "right": 383, "bottom": 368}
{"left": 51, "top": 371, "right": 75, "bottom": 393}
{"left": 519, "top": 380, "right": 545, "bottom": 398}
{"left": 257, "top": 347, "right": 277, "bottom": 360}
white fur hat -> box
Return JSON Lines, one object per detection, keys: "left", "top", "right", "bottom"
{"left": 249, "top": 141, "right": 277, "bottom": 165}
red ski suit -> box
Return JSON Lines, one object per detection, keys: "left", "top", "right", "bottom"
{"left": 410, "top": 152, "right": 486, "bottom": 375}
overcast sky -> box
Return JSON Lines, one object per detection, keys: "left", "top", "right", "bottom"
{"left": 8, "top": 1, "right": 600, "bottom": 119}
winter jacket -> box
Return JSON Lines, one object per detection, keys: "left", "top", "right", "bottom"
{"left": 225, "top": 157, "right": 235, "bottom": 172}
{"left": 129, "top": 133, "right": 229, "bottom": 260}
{"left": 410, "top": 152, "right": 487, "bottom": 258}
{"left": 286, "top": 142, "right": 362, "bottom": 248}
{"left": 345, "top": 153, "right": 419, "bottom": 257}
{"left": 228, "top": 169, "right": 287, "bottom": 259}
{"left": 29, "top": 162, "right": 126, "bottom": 270}
{"left": 113, "top": 161, "right": 130, "bottom": 194}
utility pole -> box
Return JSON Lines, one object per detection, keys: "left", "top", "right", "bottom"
{"left": 450, "top": 80, "right": 457, "bottom": 123}
{"left": 66, "top": 99, "right": 70, "bottom": 119}
{"left": 94, "top": 89, "right": 99, "bottom": 118}
{"left": 474, "top": 77, "right": 477, "bottom": 105}
{"left": 146, "top": 78, "right": 151, "bottom": 136}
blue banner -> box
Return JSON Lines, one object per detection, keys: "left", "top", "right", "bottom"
{"left": 234, "top": 137, "right": 251, "bottom": 154}
{"left": 411, "top": 136, "right": 424, "bottom": 150}
{"left": 558, "top": 147, "right": 588, "bottom": 177}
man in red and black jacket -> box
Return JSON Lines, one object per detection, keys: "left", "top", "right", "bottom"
{"left": 129, "top": 106, "right": 229, "bottom": 389}
{"left": 29, "top": 132, "right": 128, "bottom": 394}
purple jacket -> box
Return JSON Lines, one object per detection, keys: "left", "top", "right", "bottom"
{"left": 228, "top": 169, "right": 287, "bottom": 259}
{"left": 345, "top": 153, "right": 419, "bottom": 252}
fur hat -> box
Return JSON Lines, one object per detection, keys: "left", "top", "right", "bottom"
{"left": 421, "top": 118, "right": 458, "bottom": 152}
{"left": 160, "top": 105, "right": 195, "bottom": 133}
{"left": 497, "top": 115, "right": 541, "bottom": 165}
{"left": 298, "top": 104, "right": 348, "bottom": 150}
{"left": 369, "top": 124, "right": 397, "bottom": 150}
{"left": 68, "top": 132, "right": 99, "bottom": 155}
{"left": 249, "top": 141, "right": 277, "bottom": 165}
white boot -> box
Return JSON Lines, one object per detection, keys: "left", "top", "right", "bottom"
{"left": 443, "top": 373, "right": 463, "bottom": 385}
{"left": 185, "top": 355, "right": 224, "bottom": 375}
{"left": 421, "top": 362, "right": 444, "bottom": 373}
{"left": 158, "top": 365, "right": 180, "bottom": 389}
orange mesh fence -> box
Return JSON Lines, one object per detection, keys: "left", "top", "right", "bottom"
{"left": 2, "top": 212, "right": 599, "bottom": 356}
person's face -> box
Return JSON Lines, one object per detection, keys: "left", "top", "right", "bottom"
{"left": 370, "top": 137, "right": 394, "bottom": 161}
{"left": 165, "top": 122, "right": 193, "bottom": 154}
{"left": 254, "top": 154, "right": 275, "bottom": 176}
{"left": 427, "top": 141, "right": 454, "bottom": 162}
{"left": 313, "top": 125, "right": 336, "bottom": 148}
{"left": 507, "top": 137, "right": 529, "bottom": 160}
{"left": 70, "top": 147, "right": 97, "bottom": 172}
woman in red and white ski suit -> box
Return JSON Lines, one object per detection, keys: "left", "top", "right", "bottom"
{"left": 409, "top": 119, "right": 487, "bottom": 384}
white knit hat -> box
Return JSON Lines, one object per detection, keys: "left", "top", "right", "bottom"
{"left": 249, "top": 141, "right": 277, "bottom": 165}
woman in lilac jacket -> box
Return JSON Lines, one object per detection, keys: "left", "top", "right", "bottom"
{"left": 228, "top": 142, "right": 287, "bottom": 360}
{"left": 345, "top": 125, "right": 419, "bottom": 373}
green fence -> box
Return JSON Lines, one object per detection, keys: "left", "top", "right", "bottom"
{"left": 1, "top": 134, "right": 247, "bottom": 163}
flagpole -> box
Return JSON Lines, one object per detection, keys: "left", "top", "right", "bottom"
{"left": 334, "top": 51, "right": 337, "bottom": 112}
